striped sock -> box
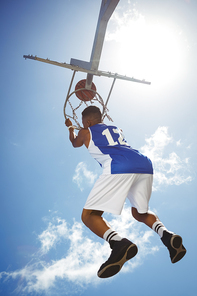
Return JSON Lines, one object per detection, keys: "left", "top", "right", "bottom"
{"left": 103, "top": 229, "right": 122, "bottom": 243}
{"left": 152, "top": 221, "right": 173, "bottom": 238}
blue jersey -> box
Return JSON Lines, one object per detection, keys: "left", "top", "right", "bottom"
{"left": 88, "top": 123, "right": 153, "bottom": 175}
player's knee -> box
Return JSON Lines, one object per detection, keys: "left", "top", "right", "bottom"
{"left": 81, "top": 209, "right": 93, "bottom": 225}
{"left": 81, "top": 209, "right": 103, "bottom": 225}
{"left": 132, "top": 207, "right": 139, "bottom": 221}
{"left": 131, "top": 207, "right": 144, "bottom": 222}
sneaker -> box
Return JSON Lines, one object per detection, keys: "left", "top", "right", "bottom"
{"left": 97, "top": 238, "right": 138, "bottom": 278}
{"left": 161, "top": 231, "right": 186, "bottom": 263}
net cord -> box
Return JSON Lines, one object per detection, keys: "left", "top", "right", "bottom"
{"left": 64, "top": 88, "right": 112, "bottom": 129}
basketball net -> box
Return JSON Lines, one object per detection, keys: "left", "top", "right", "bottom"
{"left": 64, "top": 86, "right": 113, "bottom": 130}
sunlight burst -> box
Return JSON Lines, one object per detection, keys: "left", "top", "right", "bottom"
{"left": 108, "top": 10, "right": 187, "bottom": 86}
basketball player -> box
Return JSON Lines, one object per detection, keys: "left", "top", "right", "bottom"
{"left": 65, "top": 106, "right": 186, "bottom": 278}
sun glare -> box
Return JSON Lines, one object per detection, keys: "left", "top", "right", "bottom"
{"left": 109, "top": 11, "right": 186, "bottom": 86}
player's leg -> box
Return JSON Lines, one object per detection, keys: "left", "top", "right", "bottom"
{"left": 131, "top": 207, "right": 186, "bottom": 263}
{"left": 129, "top": 174, "right": 186, "bottom": 263}
{"left": 82, "top": 174, "right": 140, "bottom": 278}
{"left": 131, "top": 207, "right": 158, "bottom": 228}
{"left": 81, "top": 208, "right": 138, "bottom": 278}
{"left": 81, "top": 209, "right": 110, "bottom": 238}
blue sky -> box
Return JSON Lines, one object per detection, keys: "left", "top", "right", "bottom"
{"left": 0, "top": 0, "right": 197, "bottom": 295}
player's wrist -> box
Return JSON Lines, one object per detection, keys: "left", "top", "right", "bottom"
{"left": 68, "top": 125, "right": 75, "bottom": 131}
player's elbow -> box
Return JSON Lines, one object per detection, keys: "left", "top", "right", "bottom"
{"left": 72, "top": 142, "right": 78, "bottom": 148}
{"left": 71, "top": 140, "right": 83, "bottom": 148}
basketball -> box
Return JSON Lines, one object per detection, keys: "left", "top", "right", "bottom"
{"left": 75, "top": 79, "right": 96, "bottom": 101}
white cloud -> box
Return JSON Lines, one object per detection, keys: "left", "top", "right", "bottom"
{"left": 38, "top": 218, "right": 69, "bottom": 254}
{"left": 140, "top": 126, "right": 192, "bottom": 190}
{"left": 106, "top": 7, "right": 145, "bottom": 43}
{"left": 73, "top": 162, "right": 98, "bottom": 191}
{"left": 176, "top": 139, "right": 182, "bottom": 146}
{"left": 0, "top": 208, "right": 159, "bottom": 295}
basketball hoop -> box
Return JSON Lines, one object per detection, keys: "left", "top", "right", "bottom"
{"left": 63, "top": 75, "right": 113, "bottom": 130}
{"left": 24, "top": 0, "right": 151, "bottom": 130}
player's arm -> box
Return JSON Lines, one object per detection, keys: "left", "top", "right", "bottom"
{"left": 70, "top": 128, "right": 88, "bottom": 148}
{"left": 65, "top": 118, "right": 89, "bottom": 148}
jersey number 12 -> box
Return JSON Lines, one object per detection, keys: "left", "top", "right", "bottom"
{"left": 102, "top": 128, "right": 128, "bottom": 146}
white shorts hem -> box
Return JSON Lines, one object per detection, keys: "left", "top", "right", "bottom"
{"left": 84, "top": 173, "right": 153, "bottom": 216}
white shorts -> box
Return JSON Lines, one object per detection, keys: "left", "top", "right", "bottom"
{"left": 84, "top": 173, "right": 153, "bottom": 215}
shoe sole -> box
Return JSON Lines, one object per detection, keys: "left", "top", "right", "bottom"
{"left": 171, "top": 235, "right": 186, "bottom": 263}
{"left": 97, "top": 243, "right": 138, "bottom": 278}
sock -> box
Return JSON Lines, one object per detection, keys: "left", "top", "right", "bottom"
{"left": 152, "top": 221, "right": 173, "bottom": 238}
{"left": 103, "top": 229, "right": 122, "bottom": 243}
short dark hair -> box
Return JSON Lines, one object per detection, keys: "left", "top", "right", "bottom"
{"left": 82, "top": 106, "right": 102, "bottom": 120}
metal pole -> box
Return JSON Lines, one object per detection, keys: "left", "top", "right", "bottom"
{"left": 66, "top": 70, "right": 76, "bottom": 98}
{"left": 102, "top": 76, "right": 117, "bottom": 116}
{"left": 85, "top": 0, "right": 120, "bottom": 89}
{"left": 63, "top": 70, "right": 76, "bottom": 119}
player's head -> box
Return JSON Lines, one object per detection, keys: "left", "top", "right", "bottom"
{"left": 82, "top": 106, "right": 102, "bottom": 128}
